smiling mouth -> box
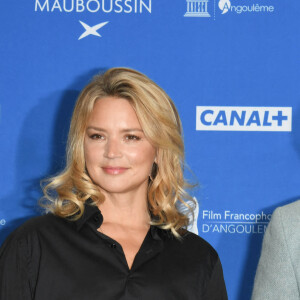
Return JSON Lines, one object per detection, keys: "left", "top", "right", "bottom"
{"left": 101, "top": 167, "right": 129, "bottom": 175}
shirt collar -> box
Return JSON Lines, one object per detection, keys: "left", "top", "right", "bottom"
{"left": 74, "top": 199, "right": 163, "bottom": 242}
{"left": 150, "top": 224, "right": 163, "bottom": 241}
{"left": 74, "top": 199, "right": 103, "bottom": 231}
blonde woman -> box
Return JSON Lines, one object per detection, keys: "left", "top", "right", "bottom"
{"left": 0, "top": 68, "right": 227, "bottom": 300}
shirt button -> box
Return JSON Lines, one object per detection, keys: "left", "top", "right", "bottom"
{"left": 93, "top": 215, "right": 99, "bottom": 222}
{"left": 110, "top": 243, "right": 117, "bottom": 248}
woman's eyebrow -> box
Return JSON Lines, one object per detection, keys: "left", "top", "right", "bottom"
{"left": 86, "top": 126, "right": 106, "bottom": 132}
{"left": 86, "top": 126, "right": 143, "bottom": 132}
{"left": 121, "top": 128, "right": 144, "bottom": 133}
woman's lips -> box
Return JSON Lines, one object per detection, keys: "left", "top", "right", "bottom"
{"left": 101, "top": 167, "right": 129, "bottom": 175}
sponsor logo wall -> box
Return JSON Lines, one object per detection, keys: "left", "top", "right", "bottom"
{"left": 1, "top": 1, "right": 300, "bottom": 299}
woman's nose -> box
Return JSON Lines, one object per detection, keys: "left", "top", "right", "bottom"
{"left": 104, "top": 139, "right": 122, "bottom": 158}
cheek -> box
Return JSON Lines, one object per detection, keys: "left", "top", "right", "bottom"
{"left": 126, "top": 146, "right": 156, "bottom": 168}
{"left": 84, "top": 150, "right": 93, "bottom": 174}
{"left": 84, "top": 142, "right": 101, "bottom": 169}
{"left": 84, "top": 142, "right": 91, "bottom": 163}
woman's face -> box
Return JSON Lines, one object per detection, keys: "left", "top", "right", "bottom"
{"left": 84, "top": 97, "right": 156, "bottom": 197}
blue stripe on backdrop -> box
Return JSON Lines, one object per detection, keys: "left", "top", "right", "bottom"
{"left": 1, "top": 1, "right": 300, "bottom": 299}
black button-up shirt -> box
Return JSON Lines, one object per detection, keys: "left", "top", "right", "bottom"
{"left": 0, "top": 204, "right": 228, "bottom": 299}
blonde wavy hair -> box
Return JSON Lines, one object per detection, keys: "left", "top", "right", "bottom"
{"left": 41, "top": 67, "right": 195, "bottom": 236}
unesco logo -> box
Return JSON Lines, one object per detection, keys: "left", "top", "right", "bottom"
{"left": 196, "top": 106, "right": 292, "bottom": 132}
{"left": 183, "top": 0, "right": 274, "bottom": 20}
{"left": 184, "top": 0, "right": 210, "bottom": 17}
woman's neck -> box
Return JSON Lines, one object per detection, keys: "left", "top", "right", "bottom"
{"left": 98, "top": 191, "right": 150, "bottom": 228}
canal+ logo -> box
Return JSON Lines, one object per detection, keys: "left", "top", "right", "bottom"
{"left": 196, "top": 106, "right": 292, "bottom": 132}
